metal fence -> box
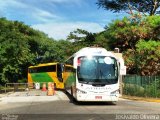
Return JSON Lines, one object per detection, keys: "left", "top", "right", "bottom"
{"left": 4, "top": 83, "right": 32, "bottom": 93}
{"left": 123, "top": 75, "right": 160, "bottom": 98}
{"left": 0, "top": 82, "right": 57, "bottom": 94}
{"left": 0, "top": 82, "right": 54, "bottom": 96}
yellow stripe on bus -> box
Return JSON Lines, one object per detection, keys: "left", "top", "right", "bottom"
{"left": 47, "top": 72, "right": 64, "bottom": 89}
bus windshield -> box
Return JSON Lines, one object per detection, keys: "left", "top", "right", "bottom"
{"left": 77, "top": 56, "right": 118, "bottom": 85}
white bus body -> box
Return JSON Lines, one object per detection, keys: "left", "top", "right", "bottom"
{"left": 64, "top": 47, "right": 126, "bottom": 102}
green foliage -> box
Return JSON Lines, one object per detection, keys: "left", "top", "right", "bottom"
{"left": 103, "top": 15, "right": 160, "bottom": 75}
{"left": 97, "top": 0, "right": 160, "bottom": 16}
{"left": 136, "top": 40, "right": 160, "bottom": 75}
{"left": 94, "top": 31, "right": 110, "bottom": 50}
{"left": 123, "top": 84, "right": 145, "bottom": 97}
{"left": 53, "top": 40, "right": 75, "bottom": 62}
{"left": 120, "top": 40, "right": 160, "bottom": 75}
{"left": 104, "top": 16, "right": 160, "bottom": 51}
{"left": 0, "top": 18, "right": 72, "bottom": 84}
{"left": 67, "top": 28, "right": 96, "bottom": 46}
{"left": 123, "top": 76, "right": 160, "bottom": 98}
{"left": 145, "top": 15, "right": 160, "bottom": 27}
{"left": 144, "top": 16, "right": 160, "bottom": 40}
{"left": 123, "top": 40, "right": 160, "bottom": 75}
{"left": 18, "top": 79, "right": 27, "bottom": 83}
{"left": 123, "top": 82, "right": 160, "bottom": 98}
{"left": 0, "top": 18, "right": 33, "bottom": 83}
{"left": 144, "top": 79, "right": 160, "bottom": 98}
{"left": 123, "top": 49, "right": 136, "bottom": 74}
{"left": 67, "top": 28, "right": 110, "bottom": 50}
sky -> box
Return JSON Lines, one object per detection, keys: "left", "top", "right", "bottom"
{"left": 0, "top": 0, "right": 125, "bottom": 40}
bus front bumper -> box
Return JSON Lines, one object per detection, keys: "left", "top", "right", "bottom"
{"left": 76, "top": 94, "right": 119, "bottom": 102}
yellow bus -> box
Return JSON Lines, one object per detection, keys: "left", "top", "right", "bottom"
{"left": 28, "top": 62, "right": 64, "bottom": 89}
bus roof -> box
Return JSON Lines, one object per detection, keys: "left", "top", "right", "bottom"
{"left": 28, "top": 62, "right": 58, "bottom": 68}
{"left": 71, "top": 47, "right": 115, "bottom": 58}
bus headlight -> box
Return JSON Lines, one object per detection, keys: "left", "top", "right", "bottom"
{"left": 111, "top": 89, "right": 119, "bottom": 96}
{"left": 77, "top": 89, "right": 87, "bottom": 94}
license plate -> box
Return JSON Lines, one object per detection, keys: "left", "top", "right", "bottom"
{"left": 95, "top": 96, "right": 102, "bottom": 99}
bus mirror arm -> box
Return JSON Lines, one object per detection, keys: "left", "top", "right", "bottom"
{"left": 60, "top": 63, "right": 65, "bottom": 72}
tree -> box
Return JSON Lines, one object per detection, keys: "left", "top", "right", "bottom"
{"left": 103, "top": 15, "right": 160, "bottom": 52}
{"left": 0, "top": 18, "right": 59, "bottom": 84}
{"left": 123, "top": 40, "right": 160, "bottom": 76}
{"left": 136, "top": 40, "right": 160, "bottom": 75}
{"left": 97, "top": 0, "right": 160, "bottom": 16}
{"left": 67, "top": 28, "right": 98, "bottom": 54}
{"left": 0, "top": 28, "right": 32, "bottom": 83}
{"left": 67, "top": 28, "right": 111, "bottom": 50}
{"left": 46, "top": 40, "right": 73, "bottom": 62}
{"left": 0, "top": 18, "right": 76, "bottom": 84}
{"left": 94, "top": 31, "right": 110, "bottom": 50}
{"left": 67, "top": 28, "right": 96, "bottom": 46}
{"left": 101, "top": 15, "right": 160, "bottom": 75}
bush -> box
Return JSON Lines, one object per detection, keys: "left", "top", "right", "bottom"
{"left": 123, "top": 84, "right": 145, "bottom": 97}
{"left": 123, "top": 79, "right": 160, "bottom": 98}
{"left": 18, "top": 79, "right": 27, "bottom": 83}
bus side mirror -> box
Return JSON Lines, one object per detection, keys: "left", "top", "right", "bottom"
{"left": 61, "top": 63, "right": 64, "bottom": 72}
{"left": 120, "top": 66, "right": 126, "bottom": 75}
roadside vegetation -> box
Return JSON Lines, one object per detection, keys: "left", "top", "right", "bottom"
{"left": 0, "top": 1, "right": 160, "bottom": 87}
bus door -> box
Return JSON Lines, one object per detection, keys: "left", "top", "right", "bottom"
{"left": 57, "top": 63, "right": 64, "bottom": 82}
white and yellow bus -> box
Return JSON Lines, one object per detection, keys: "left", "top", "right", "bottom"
{"left": 63, "top": 47, "right": 126, "bottom": 102}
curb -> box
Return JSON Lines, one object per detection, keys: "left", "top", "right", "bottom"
{"left": 121, "top": 96, "right": 160, "bottom": 103}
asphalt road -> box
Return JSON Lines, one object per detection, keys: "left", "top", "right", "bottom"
{"left": 0, "top": 91, "right": 160, "bottom": 120}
